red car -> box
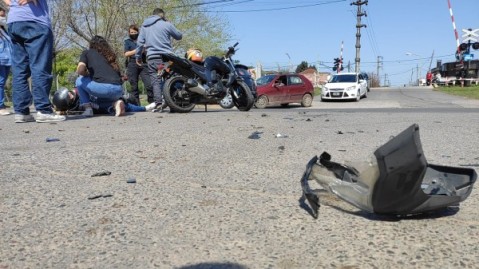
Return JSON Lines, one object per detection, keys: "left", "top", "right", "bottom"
{"left": 254, "top": 73, "right": 314, "bottom": 108}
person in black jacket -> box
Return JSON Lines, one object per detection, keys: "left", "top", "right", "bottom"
{"left": 124, "top": 24, "right": 153, "bottom": 105}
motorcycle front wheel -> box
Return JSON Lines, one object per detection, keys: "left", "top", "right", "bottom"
{"left": 219, "top": 92, "right": 234, "bottom": 109}
{"left": 230, "top": 81, "right": 254, "bottom": 111}
{"left": 163, "top": 76, "right": 196, "bottom": 113}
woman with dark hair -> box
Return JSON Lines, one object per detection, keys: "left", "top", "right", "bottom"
{"left": 75, "top": 35, "right": 155, "bottom": 116}
{"left": 124, "top": 24, "right": 153, "bottom": 105}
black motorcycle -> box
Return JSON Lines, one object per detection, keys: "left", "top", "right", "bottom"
{"left": 159, "top": 43, "right": 254, "bottom": 113}
{"left": 219, "top": 64, "right": 257, "bottom": 109}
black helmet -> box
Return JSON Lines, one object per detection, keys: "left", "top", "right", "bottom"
{"left": 52, "top": 87, "right": 79, "bottom": 111}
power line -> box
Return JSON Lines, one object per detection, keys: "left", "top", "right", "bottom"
{"left": 363, "top": 6, "right": 381, "bottom": 57}
{"left": 198, "top": 0, "right": 347, "bottom": 12}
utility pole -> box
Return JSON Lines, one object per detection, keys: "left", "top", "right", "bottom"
{"left": 351, "top": 0, "right": 368, "bottom": 74}
{"left": 339, "top": 41, "right": 344, "bottom": 74}
{"left": 416, "top": 64, "right": 419, "bottom": 85}
{"left": 376, "top": 56, "right": 383, "bottom": 87}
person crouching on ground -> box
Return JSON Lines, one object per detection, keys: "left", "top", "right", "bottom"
{"left": 75, "top": 35, "right": 155, "bottom": 116}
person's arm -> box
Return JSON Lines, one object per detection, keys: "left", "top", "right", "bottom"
{"left": 124, "top": 39, "right": 136, "bottom": 57}
{"left": 76, "top": 62, "right": 88, "bottom": 76}
{"left": 16, "top": 0, "right": 37, "bottom": 5}
{"left": 125, "top": 50, "right": 136, "bottom": 57}
{"left": 135, "top": 27, "right": 146, "bottom": 66}
{"left": 168, "top": 23, "right": 183, "bottom": 41}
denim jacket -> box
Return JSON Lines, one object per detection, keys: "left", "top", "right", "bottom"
{"left": 0, "top": 27, "right": 12, "bottom": 66}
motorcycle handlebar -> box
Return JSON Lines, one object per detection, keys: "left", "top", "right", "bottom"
{"left": 226, "top": 43, "right": 239, "bottom": 57}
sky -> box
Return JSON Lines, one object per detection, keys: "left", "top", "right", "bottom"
{"left": 202, "top": 0, "right": 479, "bottom": 86}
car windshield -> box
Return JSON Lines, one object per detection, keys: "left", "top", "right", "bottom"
{"left": 256, "top": 75, "right": 276, "bottom": 86}
{"left": 330, "top": 74, "right": 357, "bottom": 83}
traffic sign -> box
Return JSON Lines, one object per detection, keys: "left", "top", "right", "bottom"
{"left": 462, "top": 28, "right": 479, "bottom": 43}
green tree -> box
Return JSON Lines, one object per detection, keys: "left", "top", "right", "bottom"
{"left": 295, "top": 61, "right": 317, "bottom": 73}
{"left": 51, "top": 0, "right": 231, "bottom": 58}
{"left": 49, "top": 0, "right": 232, "bottom": 93}
{"left": 53, "top": 48, "right": 83, "bottom": 91}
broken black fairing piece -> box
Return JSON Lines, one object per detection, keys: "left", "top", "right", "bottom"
{"left": 301, "top": 124, "right": 477, "bottom": 219}
{"left": 301, "top": 156, "right": 320, "bottom": 219}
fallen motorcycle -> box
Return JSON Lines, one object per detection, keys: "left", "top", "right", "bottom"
{"left": 159, "top": 43, "right": 254, "bottom": 113}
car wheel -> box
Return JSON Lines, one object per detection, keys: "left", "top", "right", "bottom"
{"left": 254, "top": 95, "right": 268, "bottom": 109}
{"left": 301, "top": 94, "right": 313, "bottom": 107}
{"left": 355, "top": 90, "right": 360, "bottom": 102}
{"left": 280, "top": 103, "right": 289, "bottom": 107}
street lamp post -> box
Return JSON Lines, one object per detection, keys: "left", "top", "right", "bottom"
{"left": 285, "top": 53, "right": 292, "bottom": 73}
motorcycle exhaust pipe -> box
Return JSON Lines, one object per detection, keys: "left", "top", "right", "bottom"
{"left": 186, "top": 79, "right": 207, "bottom": 96}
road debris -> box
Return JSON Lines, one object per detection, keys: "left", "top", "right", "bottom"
{"left": 91, "top": 171, "right": 112, "bottom": 177}
{"left": 275, "top": 133, "right": 289, "bottom": 138}
{"left": 301, "top": 124, "right": 477, "bottom": 219}
{"left": 88, "top": 194, "right": 113, "bottom": 200}
{"left": 248, "top": 131, "right": 263, "bottom": 139}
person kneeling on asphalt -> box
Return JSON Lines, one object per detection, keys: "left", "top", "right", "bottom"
{"left": 52, "top": 87, "right": 155, "bottom": 116}
{"left": 75, "top": 35, "right": 155, "bottom": 116}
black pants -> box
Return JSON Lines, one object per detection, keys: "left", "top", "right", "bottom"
{"left": 127, "top": 61, "right": 154, "bottom": 104}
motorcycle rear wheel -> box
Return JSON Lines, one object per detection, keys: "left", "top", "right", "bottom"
{"left": 230, "top": 81, "right": 254, "bottom": 111}
{"left": 163, "top": 76, "right": 196, "bottom": 113}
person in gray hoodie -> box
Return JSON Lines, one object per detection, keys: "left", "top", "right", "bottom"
{"left": 135, "top": 8, "right": 182, "bottom": 110}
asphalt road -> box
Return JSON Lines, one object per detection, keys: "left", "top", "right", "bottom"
{"left": 1, "top": 86, "right": 478, "bottom": 268}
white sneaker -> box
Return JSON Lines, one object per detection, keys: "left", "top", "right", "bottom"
{"left": 36, "top": 112, "right": 66, "bottom": 123}
{"left": 0, "top": 108, "right": 12, "bottom": 116}
{"left": 113, "top": 100, "right": 125, "bottom": 117}
{"left": 82, "top": 108, "right": 93, "bottom": 117}
{"left": 15, "top": 114, "right": 35, "bottom": 123}
{"left": 145, "top": 102, "right": 156, "bottom": 111}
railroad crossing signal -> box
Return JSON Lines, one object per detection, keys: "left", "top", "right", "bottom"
{"left": 333, "top": 58, "right": 344, "bottom": 72}
{"left": 457, "top": 28, "right": 479, "bottom": 61}
{"left": 462, "top": 28, "right": 479, "bottom": 43}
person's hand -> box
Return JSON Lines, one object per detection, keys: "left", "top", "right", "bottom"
{"left": 136, "top": 58, "right": 142, "bottom": 67}
{"left": 17, "top": 0, "right": 37, "bottom": 5}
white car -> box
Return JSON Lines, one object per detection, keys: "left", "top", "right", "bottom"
{"left": 321, "top": 72, "right": 368, "bottom": 101}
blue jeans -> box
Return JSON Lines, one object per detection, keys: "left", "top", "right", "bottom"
{"left": 0, "top": 65, "right": 10, "bottom": 108}
{"left": 125, "top": 103, "right": 145, "bottom": 112}
{"left": 76, "top": 76, "right": 145, "bottom": 114}
{"left": 147, "top": 58, "right": 165, "bottom": 104}
{"left": 75, "top": 76, "right": 123, "bottom": 111}
{"left": 8, "top": 21, "right": 53, "bottom": 114}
